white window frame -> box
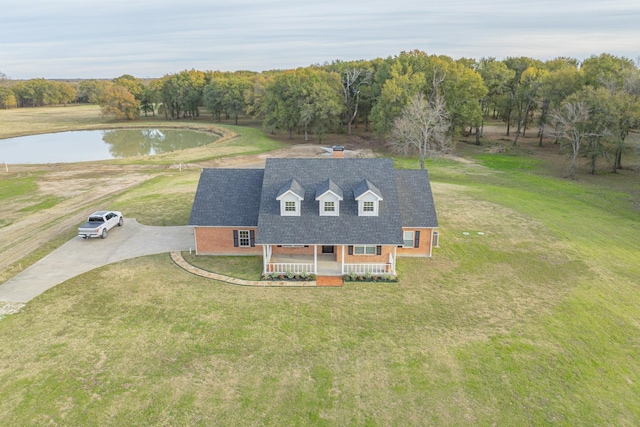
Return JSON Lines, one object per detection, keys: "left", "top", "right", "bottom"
{"left": 323, "top": 201, "right": 335, "bottom": 212}
{"left": 238, "top": 230, "right": 250, "bottom": 247}
{"left": 356, "top": 192, "right": 381, "bottom": 217}
{"left": 403, "top": 231, "right": 415, "bottom": 248}
{"left": 354, "top": 245, "right": 376, "bottom": 255}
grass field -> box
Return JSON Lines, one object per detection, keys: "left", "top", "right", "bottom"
{"left": 0, "top": 108, "right": 639, "bottom": 425}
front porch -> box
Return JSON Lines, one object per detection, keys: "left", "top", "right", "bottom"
{"left": 262, "top": 245, "right": 396, "bottom": 277}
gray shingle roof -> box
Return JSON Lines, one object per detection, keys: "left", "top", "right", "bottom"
{"left": 353, "top": 179, "right": 383, "bottom": 200}
{"left": 189, "top": 169, "right": 264, "bottom": 227}
{"left": 256, "top": 158, "right": 404, "bottom": 245}
{"left": 395, "top": 169, "right": 439, "bottom": 228}
{"left": 276, "top": 178, "right": 305, "bottom": 200}
{"left": 189, "top": 160, "right": 439, "bottom": 243}
{"left": 315, "top": 179, "right": 344, "bottom": 200}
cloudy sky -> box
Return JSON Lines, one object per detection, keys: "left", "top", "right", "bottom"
{"left": 1, "top": 0, "right": 639, "bottom": 79}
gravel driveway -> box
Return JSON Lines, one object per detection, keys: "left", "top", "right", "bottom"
{"left": 0, "top": 219, "right": 194, "bottom": 303}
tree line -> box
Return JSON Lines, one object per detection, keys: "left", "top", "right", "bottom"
{"left": 1, "top": 51, "right": 639, "bottom": 177}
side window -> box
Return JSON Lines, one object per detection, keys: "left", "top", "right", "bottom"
{"left": 403, "top": 231, "right": 414, "bottom": 247}
{"left": 238, "top": 230, "right": 250, "bottom": 247}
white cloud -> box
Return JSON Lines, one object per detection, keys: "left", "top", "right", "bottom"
{"left": 1, "top": 0, "right": 639, "bottom": 78}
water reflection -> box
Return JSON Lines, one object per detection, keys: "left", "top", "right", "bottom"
{"left": 102, "top": 129, "right": 214, "bottom": 157}
{"left": 0, "top": 129, "right": 218, "bottom": 164}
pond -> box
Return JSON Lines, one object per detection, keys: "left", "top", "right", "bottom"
{"left": 0, "top": 128, "right": 219, "bottom": 164}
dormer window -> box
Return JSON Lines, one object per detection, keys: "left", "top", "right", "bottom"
{"left": 323, "top": 201, "right": 335, "bottom": 213}
{"left": 315, "top": 179, "right": 343, "bottom": 217}
{"left": 354, "top": 179, "right": 383, "bottom": 217}
{"left": 285, "top": 201, "right": 297, "bottom": 212}
{"left": 276, "top": 179, "right": 305, "bottom": 217}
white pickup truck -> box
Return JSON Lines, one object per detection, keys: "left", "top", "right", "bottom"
{"left": 78, "top": 210, "right": 124, "bottom": 239}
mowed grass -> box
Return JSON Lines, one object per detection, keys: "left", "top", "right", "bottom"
{"left": 1, "top": 143, "right": 639, "bottom": 425}
{"left": 1, "top": 107, "right": 639, "bottom": 424}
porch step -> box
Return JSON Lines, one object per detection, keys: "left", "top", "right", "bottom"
{"left": 316, "top": 276, "right": 344, "bottom": 287}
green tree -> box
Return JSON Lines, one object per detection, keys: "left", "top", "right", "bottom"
{"left": 477, "top": 58, "right": 515, "bottom": 143}
{"left": 325, "top": 60, "right": 373, "bottom": 135}
{"left": 76, "top": 80, "right": 109, "bottom": 104}
{"left": 0, "top": 87, "right": 17, "bottom": 109}
{"left": 160, "top": 70, "right": 206, "bottom": 119}
{"left": 581, "top": 53, "right": 635, "bottom": 89}
{"left": 537, "top": 67, "right": 583, "bottom": 146}
{"left": 204, "top": 75, "right": 252, "bottom": 125}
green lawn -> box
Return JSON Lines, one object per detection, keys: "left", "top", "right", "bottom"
{"left": 1, "top": 123, "right": 640, "bottom": 424}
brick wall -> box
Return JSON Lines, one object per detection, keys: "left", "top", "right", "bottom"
{"left": 396, "top": 228, "right": 433, "bottom": 257}
{"left": 194, "top": 227, "right": 262, "bottom": 255}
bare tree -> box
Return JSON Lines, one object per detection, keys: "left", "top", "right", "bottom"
{"left": 341, "top": 68, "right": 372, "bottom": 135}
{"left": 390, "top": 93, "right": 451, "bottom": 170}
{"left": 549, "top": 102, "right": 606, "bottom": 179}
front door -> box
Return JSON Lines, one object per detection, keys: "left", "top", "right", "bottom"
{"left": 322, "top": 245, "right": 334, "bottom": 254}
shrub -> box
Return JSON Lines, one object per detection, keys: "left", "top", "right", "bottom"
{"left": 286, "top": 270, "right": 295, "bottom": 280}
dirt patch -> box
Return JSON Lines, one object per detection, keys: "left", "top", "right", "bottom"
{"left": 193, "top": 144, "right": 378, "bottom": 169}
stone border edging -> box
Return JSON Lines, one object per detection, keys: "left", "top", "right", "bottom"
{"left": 170, "top": 252, "right": 317, "bottom": 287}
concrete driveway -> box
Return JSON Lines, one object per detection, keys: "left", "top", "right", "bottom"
{"left": 0, "top": 219, "right": 194, "bottom": 303}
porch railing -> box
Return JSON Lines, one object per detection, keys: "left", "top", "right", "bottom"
{"left": 267, "top": 262, "right": 314, "bottom": 274}
{"left": 343, "top": 263, "right": 393, "bottom": 275}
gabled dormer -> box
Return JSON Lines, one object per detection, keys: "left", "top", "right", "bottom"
{"left": 354, "top": 179, "right": 383, "bottom": 217}
{"left": 276, "top": 179, "right": 305, "bottom": 216}
{"left": 315, "top": 179, "right": 344, "bottom": 216}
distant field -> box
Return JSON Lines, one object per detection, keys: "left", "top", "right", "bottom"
{"left": 0, "top": 107, "right": 639, "bottom": 425}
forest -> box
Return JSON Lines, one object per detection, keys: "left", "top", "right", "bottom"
{"left": 1, "top": 51, "right": 639, "bottom": 177}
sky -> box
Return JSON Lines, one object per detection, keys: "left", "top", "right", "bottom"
{"left": 1, "top": 0, "right": 639, "bottom": 79}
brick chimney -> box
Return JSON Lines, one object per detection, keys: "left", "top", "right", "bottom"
{"left": 332, "top": 145, "right": 344, "bottom": 158}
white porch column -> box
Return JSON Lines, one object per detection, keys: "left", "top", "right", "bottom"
{"left": 262, "top": 245, "right": 267, "bottom": 274}
{"left": 314, "top": 245, "right": 318, "bottom": 275}
{"left": 393, "top": 246, "right": 397, "bottom": 275}
{"left": 341, "top": 245, "right": 345, "bottom": 275}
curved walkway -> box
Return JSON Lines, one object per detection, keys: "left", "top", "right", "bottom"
{"left": 0, "top": 219, "right": 194, "bottom": 303}
{"left": 170, "top": 252, "right": 317, "bottom": 287}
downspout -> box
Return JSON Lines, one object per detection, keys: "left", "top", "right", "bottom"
{"left": 341, "top": 245, "right": 345, "bottom": 275}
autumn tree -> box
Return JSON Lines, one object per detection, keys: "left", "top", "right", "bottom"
{"left": 113, "top": 74, "right": 144, "bottom": 101}
{"left": 98, "top": 83, "right": 140, "bottom": 120}
{"left": 390, "top": 93, "right": 451, "bottom": 170}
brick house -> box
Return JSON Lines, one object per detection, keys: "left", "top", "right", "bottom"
{"left": 188, "top": 153, "right": 438, "bottom": 276}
